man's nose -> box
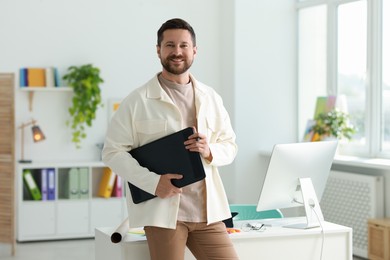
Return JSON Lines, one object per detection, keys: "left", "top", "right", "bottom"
{"left": 172, "top": 45, "right": 182, "bottom": 55}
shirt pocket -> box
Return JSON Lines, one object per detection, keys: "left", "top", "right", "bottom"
{"left": 135, "top": 119, "right": 167, "bottom": 145}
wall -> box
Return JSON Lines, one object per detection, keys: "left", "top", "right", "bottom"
{"left": 232, "top": 1, "right": 297, "bottom": 203}
{"left": 0, "top": 0, "right": 297, "bottom": 203}
{"left": 0, "top": 0, "right": 223, "bottom": 162}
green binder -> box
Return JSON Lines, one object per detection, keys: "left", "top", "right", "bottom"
{"left": 68, "top": 168, "right": 80, "bottom": 199}
{"left": 23, "top": 169, "right": 42, "bottom": 200}
{"left": 78, "top": 168, "right": 89, "bottom": 199}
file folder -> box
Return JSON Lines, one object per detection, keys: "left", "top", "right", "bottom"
{"left": 98, "top": 168, "right": 116, "bottom": 198}
{"left": 79, "top": 168, "right": 89, "bottom": 199}
{"left": 113, "top": 175, "right": 123, "bottom": 197}
{"left": 41, "top": 168, "right": 48, "bottom": 201}
{"left": 128, "top": 127, "right": 206, "bottom": 204}
{"left": 47, "top": 168, "right": 55, "bottom": 200}
{"left": 68, "top": 168, "right": 80, "bottom": 199}
{"left": 23, "top": 169, "right": 42, "bottom": 200}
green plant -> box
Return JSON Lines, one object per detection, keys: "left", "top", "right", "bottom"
{"left": 312, "top": 109, "right": 356, "bottom": 141}
{"left": 62, "top": 64, "right": 103, "bottom": 148}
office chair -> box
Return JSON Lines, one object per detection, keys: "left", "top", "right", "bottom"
{"left": 229, "top": 204, "right": 283, "bottom": 220}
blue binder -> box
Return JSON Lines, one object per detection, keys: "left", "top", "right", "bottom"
{"left": 47, "top": 168, "right": 55, "bottom": 200}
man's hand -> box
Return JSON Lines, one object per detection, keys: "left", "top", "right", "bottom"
{"left": 184, "top": 127, "right": 213, "bottom": 162}
{"left": 155, "top": 174, "right": 183, "bottom": 198}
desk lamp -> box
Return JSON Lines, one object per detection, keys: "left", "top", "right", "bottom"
{"left": 18, "top": 119, "right": 46, "bottom": 163}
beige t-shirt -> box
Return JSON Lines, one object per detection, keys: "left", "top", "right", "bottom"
{"left": 158, "top": 74, "right": 207, "bottom": 222}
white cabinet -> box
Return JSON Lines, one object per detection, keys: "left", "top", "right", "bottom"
{"left": 19, "top": 202, "right": 56, "bottom": 238}
{"left": 17, "top": 161, "right": 127, "bottom": 241}
{"left": 57, "top": 200, "right": 89, "bottom": 235}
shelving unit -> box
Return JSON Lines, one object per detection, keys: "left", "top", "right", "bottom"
{"left": 17, "top": 161, "right": 127, "bottom": 242}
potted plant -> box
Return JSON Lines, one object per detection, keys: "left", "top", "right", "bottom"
{"left": 62, "top": 64, "right": 104, "bottom": 148}
{"left": 311, "top": 109, "right": 356, "bottom": 141}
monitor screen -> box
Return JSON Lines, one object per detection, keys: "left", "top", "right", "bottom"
{"left": 256, "top": 141, "right": 338, "bottom": 228}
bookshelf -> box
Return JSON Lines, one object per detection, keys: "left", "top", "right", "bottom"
{"left": 17, "top": 161, "right": 127, "bottom": 241}
{"left": 18, "top": 66, "right": 72, "bottom": 111}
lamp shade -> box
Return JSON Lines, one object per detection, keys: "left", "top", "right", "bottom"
{"left": 31, "top": 125, "right": 45, "bottom": 142}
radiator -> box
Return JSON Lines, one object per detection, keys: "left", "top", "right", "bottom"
{"left": 320, "top": 170, "right": 384, "bottom": 258}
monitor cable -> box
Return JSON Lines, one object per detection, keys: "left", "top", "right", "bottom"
{"left": 310, "top": 203, "right": 324, "bottom": 260}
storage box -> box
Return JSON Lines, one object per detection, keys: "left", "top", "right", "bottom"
{"left": 368, "top": 218, "right": 390, "bottom": 260}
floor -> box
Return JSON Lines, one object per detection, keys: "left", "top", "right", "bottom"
{"left": 0, "top": 239, "right": 365, "bottom": 260}
{"left": 0, "top": 239, "right": 95, "bottom": 260}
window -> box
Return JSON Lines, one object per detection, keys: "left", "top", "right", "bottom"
{"left": 297, "top": 0, "right": 389, "bottom": 158}
{"left": 337, "top": 1, "right": 367, "bottom": 146}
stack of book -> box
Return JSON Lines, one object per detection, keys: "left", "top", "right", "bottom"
{"left": 19, "top": 67, "right": 61, "bottom": 87}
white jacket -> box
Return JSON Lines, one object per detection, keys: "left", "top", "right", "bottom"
{"left": 102, "top": 73, "right": 237, "bottom": 229}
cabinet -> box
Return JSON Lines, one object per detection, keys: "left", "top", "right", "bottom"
{"left": 17, "top": 161, "right": 127, "bottom": 241}
{"left": 368, "top": 218, "right": 390, "bottom": 260}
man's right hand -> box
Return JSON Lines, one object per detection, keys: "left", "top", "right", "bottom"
{"left": 155, "top": 174, "right": 183, "bottom": 198}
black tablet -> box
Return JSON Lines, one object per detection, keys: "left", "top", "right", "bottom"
{"left": 128, "top": 127, "right": 206, "bottom": 204}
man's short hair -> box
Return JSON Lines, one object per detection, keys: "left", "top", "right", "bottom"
{"left": 157, "top": 18, "right": 196, "bottom": 47}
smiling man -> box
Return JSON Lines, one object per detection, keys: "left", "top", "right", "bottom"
{"left": 102, "top": 18, "right": 238, "bottom": 260}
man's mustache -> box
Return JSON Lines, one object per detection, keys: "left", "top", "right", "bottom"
{"left": 169, "top": 55, "right": 184, "bottom": 60}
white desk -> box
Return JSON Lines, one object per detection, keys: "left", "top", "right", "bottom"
{"left": 95, "top": 219, "right": 352, "bottom": 260}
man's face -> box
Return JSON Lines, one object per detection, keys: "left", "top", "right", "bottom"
{"left": 157, "top": 29, "right": 197, "bottom": 75}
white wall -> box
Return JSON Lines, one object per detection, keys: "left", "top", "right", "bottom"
{"left": 0, "top": 0, "right": 223, "bottom": 161}
{"left": 232, "top": 1, "right": 297, "bottom": 203}
{"left": 0, "top": 0, "right": 297, "bottom": 203}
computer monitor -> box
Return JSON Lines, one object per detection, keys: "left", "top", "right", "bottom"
{"left": 256, "top": 141, "right": 338, "bottom": 229}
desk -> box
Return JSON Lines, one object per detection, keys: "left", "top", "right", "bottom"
{"left": 95, "top": 220, "right": 352, "bottom": 260}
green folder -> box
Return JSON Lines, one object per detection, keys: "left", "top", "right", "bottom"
{"left": 78, "top": 168, "right": 89, "bottom": 199}
{"left": 68, "top": 168, "right": 80, "bottom": 199}
{"left": 23, "top": 169, "right": 42, "bottom": 200}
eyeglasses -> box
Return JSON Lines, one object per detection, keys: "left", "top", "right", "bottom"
{"left": 241, "top": 223, "right": 266, "bottom": 232}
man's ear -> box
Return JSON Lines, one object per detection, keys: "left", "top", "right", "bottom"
{"left": 193, "top": 46, "right": 197, "bottom": 56}
{"left": 156, "top": 45, "right": 161, "bottom": 58}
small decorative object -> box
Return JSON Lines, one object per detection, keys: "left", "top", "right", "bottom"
{"left": 311, "top": 109, "right": 356, "bottom": 141}
{"left": 63, "top": 64, "right": 103, "bottom": 148}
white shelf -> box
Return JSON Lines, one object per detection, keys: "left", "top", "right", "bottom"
{"left": 19, "top": 86, "right": 72, "bottom": 91}
{"left": 17, "top": 161, "right": 127, "bottom": 241}
{"left": 19, "top": 86, "right": 73, "bottom": 111}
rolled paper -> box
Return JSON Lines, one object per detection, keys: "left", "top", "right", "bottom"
{"left": 111, "top": 218, "right": 129, "bottom": 243}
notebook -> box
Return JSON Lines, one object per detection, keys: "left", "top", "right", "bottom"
{"left": 128, "top": 127, "right": 206, "bottom": 204}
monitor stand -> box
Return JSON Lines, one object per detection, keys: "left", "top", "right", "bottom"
{"left": 284, "top": 178, "right": 324, "bottom": 229}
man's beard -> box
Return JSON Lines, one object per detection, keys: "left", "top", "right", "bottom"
{"left": 161, "top": 55, "right": 193, "bottom": 75}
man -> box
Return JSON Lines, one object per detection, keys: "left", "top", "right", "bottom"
{"left": 102, "top": 18, "right": 238, "bottom": 260}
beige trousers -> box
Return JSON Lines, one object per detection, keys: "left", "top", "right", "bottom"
{"left": 144, "top": 221, "right": 239, "bottom": 260}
